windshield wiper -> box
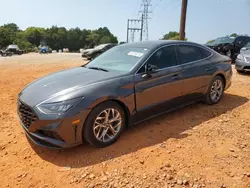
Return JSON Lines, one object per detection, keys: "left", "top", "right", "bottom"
{"left": 87, "top": 66, "right": 109, "bottom": 72}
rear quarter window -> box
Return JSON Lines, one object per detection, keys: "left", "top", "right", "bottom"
{"left": 178, "top": 45, "right": 202, "bottom": 64}
{"left": 199, "top": 47, "right": 212, "bottom": 58}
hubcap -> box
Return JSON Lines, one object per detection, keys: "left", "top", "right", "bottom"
{"left": 93, "top": 108, "right": 122, "bottom": 142}
{"left": 210, "top": 79, "right": 223, "bottom": 102}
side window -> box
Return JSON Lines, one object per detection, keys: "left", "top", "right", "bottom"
{"left": 178, "top": 45, "right": 202, "bottom": 64}
{"left": 147, "top": 46, "right": 177, "bottom": 68}
{"left": 199, "top": 47, "right": 212, "bottom": 58}
{"left": 138, "top": 46, "right": 177, "bottom": 73}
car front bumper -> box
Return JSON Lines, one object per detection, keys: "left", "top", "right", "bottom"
{"left": 235, "top": 59, "right": 250, "bottom": 71}
{"left": 17, "top": 100, "right": 90, "bottom": 149}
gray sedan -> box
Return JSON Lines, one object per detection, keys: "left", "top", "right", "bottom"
{"left": 17, "top": 40, "right": 232, "bottom": 149}
{"left": 235, "top": 42, "right": 250, "bottom": 73}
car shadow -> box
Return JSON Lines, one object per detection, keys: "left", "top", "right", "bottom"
{"left": 30, "top": 93, "right": 248, "bottom": 168}
{"left": 237, "top": 71, "right": 250, "bottom": 76}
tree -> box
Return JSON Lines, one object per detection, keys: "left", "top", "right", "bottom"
{"left": 86, "top": 31, "right": 100, "bottom": 47}
{"left": 230, "top": 33, "right": 238, "bottom": 37}
{"left": 0, "top": 23, "right": 118, "bottom": 52}
{"left": 25, "top": 27, "right": 45, "bottom": 46}
{"left": 14, "top": 32, "right": 34, "bottom": 52}
{"left": 162, "top": 31, "right": 187, "bottom": 41}
{"left": 0, "top": 23, "right": 19, "bottom": 48}
{"left": 206, "top": 40, "right": 215, "bottom": 44}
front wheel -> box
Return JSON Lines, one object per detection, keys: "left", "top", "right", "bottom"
{"left": 83, "top": 101, "right": 126, "bottom": 147}
{"left": 205, "top": 76, "right": 225, "bottom": 105}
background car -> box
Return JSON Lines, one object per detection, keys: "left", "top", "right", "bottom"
{"left": 0, "top": 49, "right": 13, "bottom": 56}
{"left": 40, "top": 46, "right": 49, "bottom": 54}
{"left": 17, "top": 40, "right": 232, "bottom": 149}
{"left": 205, "top": 36, "right": 250, "bottom": 62}
{"left": 81, "top": 48, "right": 93, "bottom": 57}
{"left": 84, "top": 43, "right": 117, "bottom": 60}
{"left": 235, "top": 42, "right": 250, "bottom": 73}
{"left": 5, "top": 44, "right": 24, "bottom": 55}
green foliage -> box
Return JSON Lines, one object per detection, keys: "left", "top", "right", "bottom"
{"left": 161, "top": 31, "right": 187, "bottom": 41}
{"left": 0, "top": 23, "right": 19, "bottom": 48}
{"left": 0, "top": 23, "right": 118, "bottom": 52}
{"left": 206, "top": 40, "right": 215, "bottom": 44}
{"left": 13, "top": 32, "right": 35, "bottom": 52}
{"left": 25, "top": 27, "right": 45, "bottom": 46}
{"left": 230, "top": 33, "right": 238, "bottom": 37}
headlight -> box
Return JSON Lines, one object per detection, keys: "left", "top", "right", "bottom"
{"left": 37, "top": 97, "right": 82, "bottom": 114}
{"left": 237, "top": 54, "right": 247, "bottom": 62}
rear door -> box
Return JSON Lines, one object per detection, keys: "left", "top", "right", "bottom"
{"left": 134, "top": 45, "right": 183, "bottom": 122}
{"left": 176, "top": 44, "right": 214, "bottom": 101}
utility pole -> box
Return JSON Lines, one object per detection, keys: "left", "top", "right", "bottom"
{"left": 179, "top": 0, "right": 188, "bottom": 40}
{"left": 126, "top": 15, "right": 143, "bottom": 43}
{"left": 139, "top": 0, "right": 152, "bottom": 41}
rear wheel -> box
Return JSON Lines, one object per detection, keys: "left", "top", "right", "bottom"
{"left": 83, "top": 101, "right": 126, "bottom": 147}
{"left": 205, "top": 76, "right": 225, "bottom": 105}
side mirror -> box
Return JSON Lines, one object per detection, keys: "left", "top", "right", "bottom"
{"left": 145, "top": 63, "right": 158, "bottom": 73}
{"left": 142, "top": 64, "right": 158, "bottom": 78}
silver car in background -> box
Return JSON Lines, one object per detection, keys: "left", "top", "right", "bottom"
{"left": 235, "top": 42, "right": 250, "bottom": 73}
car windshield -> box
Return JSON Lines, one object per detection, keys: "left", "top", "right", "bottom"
{"left": 85, "top": 45, "right": 148, "bottom": 72}
{"left": 213, "top": 37, "right": 235, "bottom": 44}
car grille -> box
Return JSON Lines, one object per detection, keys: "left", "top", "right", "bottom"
{"left": 18, "top": 101, "right": 38, "bottom": 129}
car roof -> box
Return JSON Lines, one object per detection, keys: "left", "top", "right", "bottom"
{"left": 8, "top": 44, "right": 18, "bottom": 48}
{"left": 236, "top": 35, "right": 250, "bottom": 39}
{"left": 120, "top": 40, "right": 204, "bottom": 49}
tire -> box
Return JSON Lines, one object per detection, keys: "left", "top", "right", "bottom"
{"left": 204, "top": 76, "right": 225, "bottom": 105}
{"left": 83, "top": 101, "right": 126, "bottom": 147}
{"left": 237, "top": 70, "right": 244, "bottom": 74}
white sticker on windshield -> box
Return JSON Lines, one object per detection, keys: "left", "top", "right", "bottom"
{"left": 128, "top": 51, "right": 143, "bottom": 57}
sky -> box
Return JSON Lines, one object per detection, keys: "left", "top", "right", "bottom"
{"left": 0, "top": 0, "right": 249, "bottom": 44}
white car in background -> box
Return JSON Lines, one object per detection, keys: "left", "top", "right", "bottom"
{"left": 235, "top": 42, "right": 250, "bottom": 73}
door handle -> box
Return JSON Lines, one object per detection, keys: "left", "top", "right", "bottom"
{"left": 172, "top": 74, "right": 180, "bottom": 80}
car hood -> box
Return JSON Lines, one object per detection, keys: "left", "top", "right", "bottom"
{"left": 241, "top": 49, "right": 250, "bottom": 56}
{"left": 86, "top": 49, "right": 100, "bottom": 54}
{"left": 19, "top": 67, "right": 121, "bottom": 107}
{"left": 82, "top": 49, "right": 94, "bottom": 54}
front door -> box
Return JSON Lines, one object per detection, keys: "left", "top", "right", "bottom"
{"left": 133, "top": 45, "right": 183, "bottom": 122}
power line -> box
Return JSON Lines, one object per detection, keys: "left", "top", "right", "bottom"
{"left": 152, "top": 0, "right": 162, "bottom": 12}
{"left": 157, "top": 0, "right": 177, "bottom": 15}
{"left": 149, "top": 0, "right": 180, "bottom": 27}
{"left": 134, "top": 0, "right": 141, "bottom": 19}
{"left": 163, "top": 1, "right": 181, "bottom": 15}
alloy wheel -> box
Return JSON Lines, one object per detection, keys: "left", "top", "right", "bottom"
{"left": 93, "top": 108, "right": 122, "bottom": 142}
{"left": 210, "top": 79, "right": 223, "bottom": 102}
